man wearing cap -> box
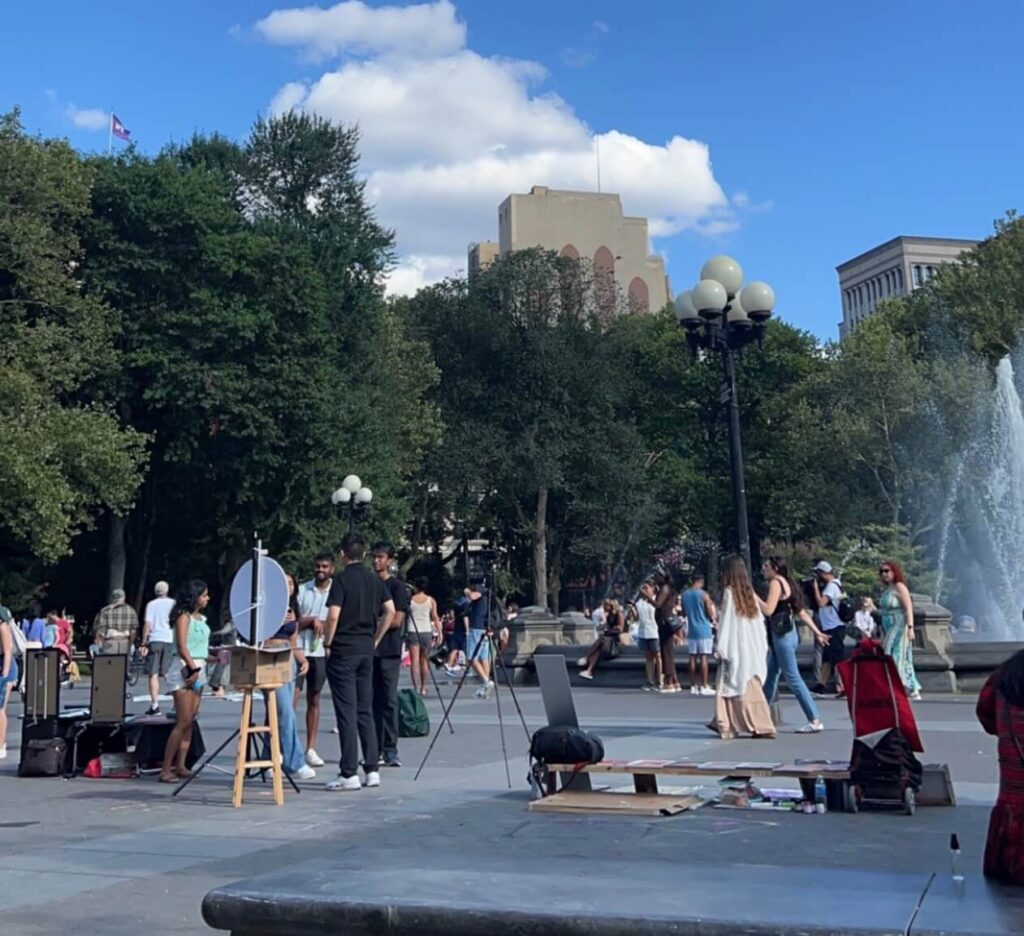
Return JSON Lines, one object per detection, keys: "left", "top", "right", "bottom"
{"left": 810, "top": 561, "right": 846, "bottom": 694}
{"left": 93, "top": 589, "right": 139, "bottom": 658}
{"left": 141, "top": 581, "right": 176, "bottom": 715}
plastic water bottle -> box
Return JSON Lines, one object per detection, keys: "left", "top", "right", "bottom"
{"left": 815, "top": 776, "right": 827, "bottom": 812}
{"left": 951, "top": 833, "right": 963, "bottom": 882}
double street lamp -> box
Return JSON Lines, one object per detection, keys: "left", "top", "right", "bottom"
{"left": 673, "top": 256, "right": 776, "bottom": 572}
{"left": 331, "top": 474, "right": 373, "bottom": 533}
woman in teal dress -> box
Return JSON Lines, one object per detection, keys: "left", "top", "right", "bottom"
{"left": 878, "top": 560, "right": 921, "bottom": 700}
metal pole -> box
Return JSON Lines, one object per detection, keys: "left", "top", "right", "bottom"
{"left": 722, "top": 344, "right": 752, "bottom": 572}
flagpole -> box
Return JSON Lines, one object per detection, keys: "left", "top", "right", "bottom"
{"left": 108, "top": 110, "right": 113, "bottom": 156}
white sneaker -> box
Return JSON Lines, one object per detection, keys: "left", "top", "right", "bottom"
{"left": 689, "top": 686, "right": 699, "bottom": 696}
{"left": 330, "top": 726, "right": 339, "bottom": 734}
{"left": 475, "top": 680, "right": 494, "bottom": 699}
{"left": 326, "top": 773, "right": 361, "bottom": 791}
{"left": 0, "top": 744, "right": 6, "bottom": 759}
{"left": 363, "top": 770, "right": 381, "bottom": 788}
{"left": 699, "top": 686, "right": 716, "bottom": 696}
{"left": 305, "top": 748, "right": 325, "bottom": 768}
{"left": 577, "top": 657, "right": 588, "bottom": 668}
{"left": 294, "top": 764, "right": 316, "bottom": 780}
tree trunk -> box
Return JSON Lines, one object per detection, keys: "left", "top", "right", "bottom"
{"left": 533, "top": 486, "right": 548, "bottom": 609}
{"left": 108, "top": 512, "right": 128, "bottom": 597}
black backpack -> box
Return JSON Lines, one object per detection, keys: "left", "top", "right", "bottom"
{"left": 837, "top": 593, "right": 856, "bottom": 624}
{"left": 529, "top": 725, "right": 604, "bottom": 766}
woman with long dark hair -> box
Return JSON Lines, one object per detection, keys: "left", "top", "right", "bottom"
{"left": 756, "top": 557, "right": 825, "bottom": 734}
{"left": 578, "top": 599, "right": 626, "bottom": 681}
{"left": 977, "top": 642, "right": 1024, "bottom": 883}
{"left": 654, "top": 573, "right": 682, "bottom": 693}
{"left": 878, "top": 560, "right": 921, "bottom": 700}
{"left": 159, "top": 581, "right": 211, "bottom": 782}
{"left": 407, "top": 578, "right": 441, "bottom": 696}
{"left": 711, "top": 556, "right": 774, "bottom": 739}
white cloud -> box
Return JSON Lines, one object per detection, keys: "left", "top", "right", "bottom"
{"left": 256, "top": 1, "right": 750, "bottom": 296}
{"left": 65, "top": 106, "right": 108, "bottom": 131}
{"left": 593, "top": 19, "right": 610, "bottom": 34}
{"left": 254, "top": 0, "right": 465, "bottom": 60}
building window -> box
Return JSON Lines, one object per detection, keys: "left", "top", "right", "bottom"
{"left": 627, "top": 277, "right": 650, "bottom": 313}
{"left": 560, "top": 244, "right": 580, "bottom": 260}
{"left": 593, "top": 246, "right": 616, "bottom": 314}
{"left": 897, "top": 267, "right": 904, "bottom": 290}
{"left": 926, "top": 265, "right": 935, "bottom": 280}
{"left": 912, "top": 265, "right": 922, "bottom": 287}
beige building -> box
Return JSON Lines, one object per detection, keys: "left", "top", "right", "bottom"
{"left": 837, "top": 235, "right": 978, "bottom": 337}
{"left": 467, "top": 240, "right": 499, "bottom": 281}
{"left": 471, "top": 186, "right": 670, "bottom": 313}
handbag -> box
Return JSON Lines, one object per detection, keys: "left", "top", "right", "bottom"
{"left": 18, "top": 738, "right": 68, "bottom": 777}
{"left": 769, "top": 611, "right": 795, "bottom": 636}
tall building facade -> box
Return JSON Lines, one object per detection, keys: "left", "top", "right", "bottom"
{"left": 467, "top": 241, "right": 499, "bottom": 281}
{"left": 837, "top": 235, "right": 978, "bottom": 337}
{"left": 470, "top": 186, "right": 669, "bottom": 313}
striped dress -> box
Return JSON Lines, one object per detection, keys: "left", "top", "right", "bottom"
{"left": 977, "top": 671, "right": 1024, "bottom": 883}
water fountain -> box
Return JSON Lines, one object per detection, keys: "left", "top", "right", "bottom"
{"left": 942, "top": 356, "right": 1024, "bottom": 641}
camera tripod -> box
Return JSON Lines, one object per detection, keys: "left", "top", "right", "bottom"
{"left": 414, "top": 580, "right": 530, "bottom": 787}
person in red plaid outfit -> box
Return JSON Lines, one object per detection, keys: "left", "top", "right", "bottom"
{"left": 977, "top": 637, "right": 1024, "bottom": 884}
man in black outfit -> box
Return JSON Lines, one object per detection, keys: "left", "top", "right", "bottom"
{"left": 324, "top": 532, "right": 395, "bottom": 792}
{"left": 371, "top": 542, "right": 409, "bottom": 768}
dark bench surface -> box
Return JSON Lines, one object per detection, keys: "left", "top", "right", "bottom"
{"left": 202, "top": 850, "right": 1024, "bottom": 936}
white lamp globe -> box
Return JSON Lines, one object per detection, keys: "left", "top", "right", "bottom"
{"left": 341, "top": 474, "right": 362, "bottom": 494}
{"left": 355, "top": 487, "right": 373, "bottom": 505}
{"left": 331, "top": 487, "right": 352, "bottom": 505}
{"left": 700, "top": 256, "right": 744, "bottom": 297}
{"left": 739, "top": 281, "right": 776, "bottom": 321}
{"left": 692, "top": 279, "right": 728, "bottom": 319}
{"left": 673, "top": 290, "right": 700, "bottom": 328}
{"left": 726, "top": 293, "right": 750, "bottom": 328}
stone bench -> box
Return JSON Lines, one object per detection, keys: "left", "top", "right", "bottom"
{"left": 202, "top": 857, "right": 1024, "bottom": 935}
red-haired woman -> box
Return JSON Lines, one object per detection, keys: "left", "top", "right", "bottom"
{"left": 878, "top": 560, "right": 921, "bottom": 700}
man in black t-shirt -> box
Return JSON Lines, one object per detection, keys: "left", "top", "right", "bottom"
{"left": 323, "top": 532, "right": 395, "bottom": 791}
{"left": 371, "top": 542, "right": 410, "bottom": 768}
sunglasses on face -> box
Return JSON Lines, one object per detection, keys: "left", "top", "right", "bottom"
{"left": 879, "top": 568, "right": 892, "bottom": 575}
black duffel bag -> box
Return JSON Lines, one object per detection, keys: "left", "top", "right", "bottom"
{"left": 529, "top": 725, "right": 604, "bottom": 766}
{"left": 18, "top": 737, "right": 68, "bottom": 777}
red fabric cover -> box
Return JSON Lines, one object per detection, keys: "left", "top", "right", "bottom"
{"left": 836, "top": 639, "right": 923, "bottom": 753}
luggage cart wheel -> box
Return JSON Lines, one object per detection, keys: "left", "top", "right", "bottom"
{"left": 846, "top": 783, "right": 859, "bottom": 814}
{"left": 903, "top": 787, "right": 915, "bottom": 816}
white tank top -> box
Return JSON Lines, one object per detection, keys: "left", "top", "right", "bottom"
{"left": 408, "top": 596, "right": 433, "bottom": 634}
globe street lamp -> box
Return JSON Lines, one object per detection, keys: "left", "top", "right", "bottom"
{"left": 331, "top": 474, "right": 373, "bottom": 533}
{"left": 674, "top": 256, "right": 776, "bottom": 571}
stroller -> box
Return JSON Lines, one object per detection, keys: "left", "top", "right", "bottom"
{"left": 836, "top": 640, "right": 923, "bottom": 815}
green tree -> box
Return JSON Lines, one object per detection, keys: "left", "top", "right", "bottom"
{"left": 0, "top": 110, "right": 145, "bottom": 568}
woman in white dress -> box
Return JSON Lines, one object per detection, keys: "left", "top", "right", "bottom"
{"left": 710, "top": 555, "right": 775, "bottom": 739}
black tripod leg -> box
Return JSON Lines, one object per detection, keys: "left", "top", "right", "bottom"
{"left": 173, "top": 728, "right": 239, "bottom": 796}
{"left": 489, "top": 635, "right": 512, "bottom": 789}
{"left": 414, "top": 628, "right": 486, "bottom": 781}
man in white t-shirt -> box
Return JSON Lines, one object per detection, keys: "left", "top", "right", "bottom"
{"left": 295, "top": 551, "right": 334, "bottom": 768}
{"left": 810, "top": 560, "right": 847, "bottom": 695}
{"left": 141, "top": 581, "right": 175, "bottom": 715}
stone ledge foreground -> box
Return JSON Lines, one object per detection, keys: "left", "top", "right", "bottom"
{"left": 202, "top": 852, "right": 1024, "bottom": 936}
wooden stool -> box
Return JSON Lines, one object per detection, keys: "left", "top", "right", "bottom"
{"left": 232, "top": 683, "right": 285, "bottom": 807}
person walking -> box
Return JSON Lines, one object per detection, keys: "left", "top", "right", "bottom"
{"left": 260, "top": 574, "right": 316, "bottom": 781}
{"left": 407, "top": 578, "right": 441, "bottom": 696}
{"left": 324, "top": 532, "right": 395, "bottom": 791}
{"left": 809, "top": 561, "right": 846, "bottom": 696}
{"left": 0, "top": 610, "right": 17, "bottom": 759}
{"left": 682, "top": 574, "right": 716, "bottom": 696}
{"left": 159, "top": 581, "right": 211, "bottom": 782}
{"left": 976, "top": 642, "right": 1024, "bottom": 883}
{"left": 710, "top": 555, "right": 775, "bottom": 739}
{"left": 654, "top": 572, "right": 682, "bottom": 693}
{"left": 141, "top": 581, "right": 175, "bottom": 715}
{"left": 295, "top": 551, "right": 334, "bottom": 767}
{"left": 877, "top": 560, "right": 921, "bottom": 701}
{"left": 632, "top": 583, "right": 662, "bottom": 691}
{"left": 757, "top": 557, "right": 825, "bottom": 734}
{"left": 465, "top": 584, "right": 494, "bottom": 699}
{"left": 20, "top": 601, "right": 46, "bottom": 644}
{"left": 92, "top": 590, "right": 139, "bottom": 656}
{"left": 371, "top": 542, "right": 409, "bottom": 767}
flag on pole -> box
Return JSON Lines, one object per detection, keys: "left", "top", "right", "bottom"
{"left": 111, "top": 114, "right": 131, "bottom": 141}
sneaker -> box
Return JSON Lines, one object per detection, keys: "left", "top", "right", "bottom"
{"left": 576, "top": 657, "right": 588, "bottom": 668}
{"left": 294, "top": 764, "right": 316, "bottom": 780}
{"left": 305, "top": 748, "right": 325, "bottom": 768}
{"left": 475, "top": 680, "right": 494, "bottom": 699}
{"left": 797, "top": 721, "right": 824, "bottom": 734}
{"left": 689, "top": 686, "right": 699, "bottom": 696}
{"left": 325, "top": 773, "right": 361, "bottom": 791}
{"left": 0, "top": 744, "right": 6, "bottom": 760}
{"left": 146, "top": 705, "right": 161, "bottom": 716}
{"left": 579, "top": 671, "right": 594, "bottom": 680}
{"left": 699, "top": 686, "right": 716, "bottom": 697}
{"left": 383, "top": 751, "right": 402, "bottom": 768}
{"left": 909, "top": 691, "right": 922, "bottom": 702}
{"left": 641, "top": 683, "right": 656, "bottom": 692}
{"left": 363, "top": 770, "right": 381, "bottom": 788}
{"left": 330, "top": 726, "right": 339, "bottom": 734}
{"left": 445, "top": 666, "right": 463, "bottom": 678}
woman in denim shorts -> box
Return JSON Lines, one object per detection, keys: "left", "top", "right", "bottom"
{"left": 0, "top": 615, "right": 19, "bottom": 759}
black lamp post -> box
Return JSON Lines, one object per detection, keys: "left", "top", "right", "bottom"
{"left": 674, "top": 256, "right": 776, "bottom": 572}
{"left": 331, "top": 474, "right": 373, "bottom": 533}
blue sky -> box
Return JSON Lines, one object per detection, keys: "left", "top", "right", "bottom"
{"left": 3, "top": 0, "right": 1021, "bottom": 338}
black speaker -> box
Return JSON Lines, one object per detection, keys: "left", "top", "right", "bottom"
{"left": 24, "top": 649, "right": 61, "bottom": 719}
{"left": 91, "top": 654, "right": 127, "bottom": 724}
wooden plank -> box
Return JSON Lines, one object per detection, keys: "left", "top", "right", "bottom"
{"left": 546, "top": 761, "right": 851, "bottom": 780}
{"left": 529, "top": 791, "right": 705, "bottom": 817}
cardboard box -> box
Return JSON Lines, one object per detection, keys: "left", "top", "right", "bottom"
{"left": 230, "top": 646, "right": 292, "bottom": 687}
